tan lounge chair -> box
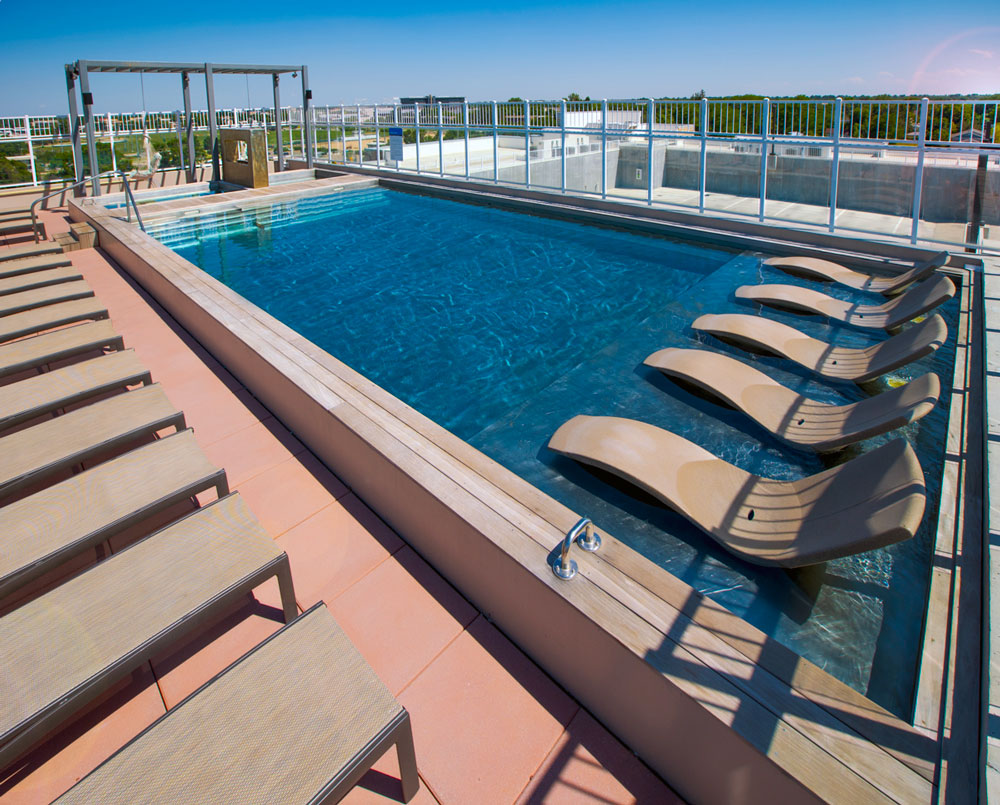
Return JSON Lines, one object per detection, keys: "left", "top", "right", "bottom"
{"left": 0, "top": 242, "right": 63, "bottom": 263}
{"left": 643, "top": 347, "right": 939, "bottom": 451}
{"left": 0, "top": 266, "right": 82, "bottom": 297}
{"left": 0, "top": 493, "right": 297, "bottom": 770}
{"left": 0, "top": 280, "right": 94, "bottom": 319}
{"left": 0, "top": 349, "right": 151, "bottom": 431}
{"left": 0, "top": 429, "right": 227, "bottom": 600}
{"left": 735, "top": 274, "right": 955, "bottom": 330}
{"left": 548, "top": 415, "right": 925, "bottom": 567}
{"left": 0, "top": 320, "right": 123, "bottom": 379}
{"left": 0, "top": 219, "right": 45, "bottom": 240}
{"left": 0, "top": 254, "right": 73, "bottom": 280}
{"left": 56, "top": 603, "right": 420, "bottom": 804}
{"left": 763, "top": 250, "right": 948, "bottom": 295}
{"left": 692, "top": 312, "right": 947, "bottom": 382}
{"left": 0, "top": 298, "right": 109, "bottom": 344}
{"left": 0, "top": 383, "right": 184, "bottom": 500}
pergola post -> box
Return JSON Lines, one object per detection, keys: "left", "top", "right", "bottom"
{"left": 182, "top": 71, "right": 196, "bottom": 182}
{"left": 65, "top": 65, "right": 84, "bottom": 195}
{"left": 300, "top": 66, "right": 314, "bottom": 168}
{"left": 273, "top": 73, "right": 285, "bottom": 172}
{"left": 205, "top": 63, "right": 219, "bottom": 182}
{"left": 78, "top": 60, "right": 101, "bottom": 195}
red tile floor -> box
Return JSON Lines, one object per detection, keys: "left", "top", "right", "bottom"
{"left": 0, "top": 206, "right": 683, "bottom": 804}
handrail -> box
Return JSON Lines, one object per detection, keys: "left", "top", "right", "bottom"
{"left": 119, "top": 171, "right": 146, "bottom": 233}
{"left": 551, "top": 517, "right": 601, "bottom": 580}
{"left": 29, "top": 170, "right": 120, "bottom": 242}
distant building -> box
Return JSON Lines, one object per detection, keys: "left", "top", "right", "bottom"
{"left": 400, "top": 95, "right": 466, "bottom": 105}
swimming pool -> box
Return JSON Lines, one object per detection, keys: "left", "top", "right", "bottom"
{"left": 147, "top": 186, "right": 958, "bottom": 717}
{"left": 104, "top": 189, "right": 216, "bottom": 209}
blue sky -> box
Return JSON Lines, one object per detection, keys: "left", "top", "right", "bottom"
{"left": 1, "top": 0, "right": 998, "bottom": 114}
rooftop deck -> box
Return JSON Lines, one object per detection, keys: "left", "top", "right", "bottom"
{"left": 0, "top": 207, "right": 679, "bottom": 804}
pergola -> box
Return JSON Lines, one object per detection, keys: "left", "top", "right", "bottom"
{"left": 64, "top": 60, "right": 314, "bottom": 194}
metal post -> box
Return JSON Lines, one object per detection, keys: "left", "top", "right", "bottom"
{"left": 65, "top": 65, "right": 84, "bottom": 192}
{"left": 828, "top": 97, "right": 842, "bottom": 232}
{"left": 301, "top": 66, "right": 314, "bottom": 169}
{"left": 205, "top": 63, "right": 219, "bottom": 183}
{"left": 325, "top": 105, "right": 332, "bottom": 163}
{"left": 414, "top": 104, "right": 421, "bottom": 174}
{"left": 699, "top": 97, "right": 708, "bottom": 213}
{"left": 272, "top": 74, "right": 284, "bottom": 172}
{"left": 463, "top": 101, "right": 470, "bottom": 180}
{"left": 183, "top": 72, "right": 196, "bottom": 180}
{"left": 910, "top": 97, "right": 929, "bottom": 243}
{"left": 24, "top": 116, "right": 37, "bottom": 186}
{"left": 375, "top": 105, "right": 381, "bottom": 168}
{"left": 758, "top": 97, "right": 770, "bottom": 221}
{"left": 524, "top": 99, "right": 531, "bottom": 188}
{"left": 647, "top": 98, "right": 654, "bottom": 205}
{"left": 340, "top": 105, "right": 346, "bottom": 164}
{"left": 437, "top": 102, "right": 444, "bottom": 176}
{"left": 356, "top": 104, "right": 363, "bottom": 165}
{"left": 174, "top": 111, "right": 184, "bottom": 177}
{"left": 601, "top": 99, "right": 608, "bottom": 199}
{"left": 78, "top": 61, "right": 100, "bottom": 195}
{"left": 492, "top": 101, "right": 499, "bottom": 183}
{"left": 311, "top": 107, "right": 318, "bottom": 163}
{"left": 560, "top": 99, "right": 567, "bottom": 193}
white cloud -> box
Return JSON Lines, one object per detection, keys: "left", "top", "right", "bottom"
{"left": 846, "top": 76, "right": 864, "bottom": 84}
{"left": 970, "top": 48, "right": 994, "bottom": 58}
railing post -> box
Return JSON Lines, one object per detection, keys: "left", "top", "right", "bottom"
{"left": 560, "top": 99, "right": 567, "bottom": 193}
{"left": 356, "top": 104, "right": 363, "bottom": 165}
{"left": 463, "top": 101, "right": 470, "bottom": 180}
{"left": 24, "top": 116, "right": 37, "bottom": 187}
{"left": 699, "top": 97, "right": 708, "bottom": 213}
{"left": 828, "top": 97, "right": 842, "bottom": 232}
{"left": 438, "top": 102, "right": 444, "bottom": 176}
{"left": 374, "top": 105, "right": 381, "bottom": 168}
{"left": 340, "top": 104, "right": 346, "bottom": 165}
{"left": 910, "top": 97, "right": 929, "bottom": 244}
{"left": 647, "top": 98, "right": 654, "bottom": 206}
{"left": 524, "top": 99, "right": 531, "bottom": 188}
{"left": 492, "top": 101, "right": 499, "bottom": 183}
{"left": 325, "top": 105, "right": 332, "bottom": 163}
{"left": 601, "top": 99, "right": 608, "bottom": 199}
{"left": 759, "top": 97, "right": 770, "bottom": 222}
{"left": 414, "top": 104, "right": 421, "bottom": 174}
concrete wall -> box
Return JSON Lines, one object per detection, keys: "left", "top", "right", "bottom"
{"left": 469, "top": 147, "right": 620, "bottom": 196}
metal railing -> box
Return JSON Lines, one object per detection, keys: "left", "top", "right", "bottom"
{"left": 551, "top": 517, "right": 602, "bottom": 580}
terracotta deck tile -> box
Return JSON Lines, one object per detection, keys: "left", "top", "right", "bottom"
{"left": 276, "top": 494, "right": 403, "bottom": 608}
{"left": 328, "top": 546, "right": 476, "bottom": 696}
{"left": 0, "top": 665, "right": 164, "bottom": 804}
{"left": 515, "top": 709, "right": 682, "bottom": 805}
{"left": 201, "top": 417, "right": 305, "bottom": 487}
{"left": 399, "top": 616, "right": 579, "bottom": 805}
{"left": 236, "top": 452, "right": 348, "bottom": 537}
{"left": 159, "top": 373, "right": 263, "bottom": 445}
{"left": 150, "top": 595, "right": 287, "bottom": 709}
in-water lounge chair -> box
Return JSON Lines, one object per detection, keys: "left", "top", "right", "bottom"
{"left": 763, "top": 250, "right": 949, "bottom": 295}
{"left": 0, "top": 383, "right": 185, "bottom": 501}
{"left": 548, "top": 415, "right": 925, "bottom": 567}
{"left": 0, "top": 429, "right": 227, "bottom": 600}
{"left": 0, "top": 493, "right": 298, "bottom": 770}
{"left": 735, "top": 273, "right": 955, "bottom": 330}
{"left": 55, "top": 604, "right": 420, "bottom": 804}
{"left": 692, "top": 312, "right": 947, "bottom": 382}
{"left": 644, "top": 347, "right": 939, "bottom": 451}
{"left": 0, "top": 266, "right": 82, "bottom": 297}
{"left": 0, "top": 298, "right": 109, "bottom": 344}
{"left": 0, "top": 320, "right": 123, "bottom": 380}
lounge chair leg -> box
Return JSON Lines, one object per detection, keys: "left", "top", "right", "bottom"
{"left": 394, "top": 711, "right": 419, "bottom": 803}
{"left": 276, "top": 559, "right": 298, "bottom": 623}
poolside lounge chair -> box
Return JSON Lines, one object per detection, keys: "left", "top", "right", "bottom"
{"left": 55, "top": 603, "right": 420, "bottom": 804}
{"left": 0, "top": 298, "right": 109, "bottom": 344}
{"left": 0, "top": 429, "right": 227, "bottom": 600}
{"left": 692, "top": 312, "right": 947, "bottom": 382}
{"left": 0, "top": 242, "right": 63, "bottom": 263}
{"left": 0, "top": 219, "right": 45, "bottom": 241}
{"left": 643, "top": 347, "right": 939, "bottom": 451}
{"left": 0, "top": 350, "right": 151, "bottom": 431}
{"left": 763, "top": 250, "right": 949, "bottom": 295}
{"left": 0, "top": 383, "right": 184, "bottom": 500}
{"left": 0, "top": 281, "right": 94, "bottom": 319}
{"left": 548, "top": 415, "right": 925, "bottom": 567}
{"left": 0, "top": 320, "right": 123, "bottom": 379}
{"left": 0, "top": 266, "right": 82, "bottom": 297}
{"left": 0, "top": 493, "right": 297, "bottom": 770}
{"left": 0, "top": 254, "right": 73, "bottom": 280}
{"left": 735, "top": 274, "right": 955, "bottom": 330}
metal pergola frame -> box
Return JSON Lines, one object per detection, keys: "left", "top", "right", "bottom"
{"left": 65, "top": 60, "right": 314, "bottom": 194}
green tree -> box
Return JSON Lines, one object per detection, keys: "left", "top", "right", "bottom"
{"left": 0, "top": 155, "right": 31, "bottom": 184}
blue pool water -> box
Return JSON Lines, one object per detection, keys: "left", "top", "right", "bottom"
{"left": 151, "top": 186, "right": 958, "bottom": 717}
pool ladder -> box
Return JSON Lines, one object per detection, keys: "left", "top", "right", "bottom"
{"left": 551, "top": 517, "right": 601, "bottom": 580}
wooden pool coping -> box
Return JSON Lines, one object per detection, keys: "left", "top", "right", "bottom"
{"left": 71, "top": 174, "right": 985, "bottom": 804}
